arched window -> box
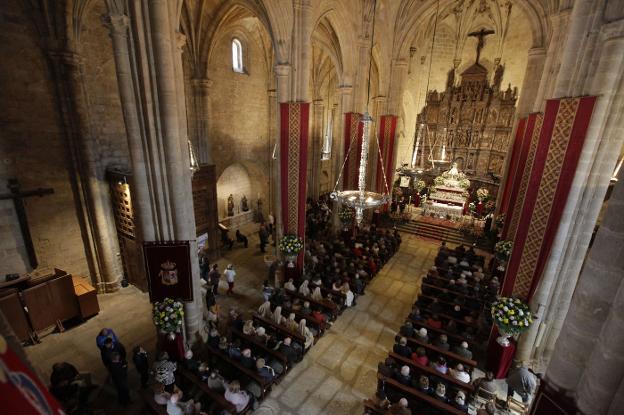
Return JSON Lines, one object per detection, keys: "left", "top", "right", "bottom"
{"left": 231, "top": 38, "right": 244, "bottom": 73}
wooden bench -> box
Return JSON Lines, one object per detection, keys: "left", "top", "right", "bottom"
{"left": 417, "top": 298, "right": 484, "bottom": 332}
{"left": 408, "top": 318, "right": 480, "bottom": 351}
{"left": 421, "top": 282, "right": 483, "bottom": 304}
{"left": 284, "top": 288, "right": 338, "bottom": 319}
{"left": 230, "top": 329, "right": 288, "bottom": 370}
{"left": 268, "top": 302, "right": 324, "bottom": 336}
{"left": 377, "top": 373, "right": 466, "bottom": 415}
{"left": 203, "top": 344, "right": 273, "bottom": 398}
{"left": 177, "top": 367, "right": 237, "bottom": 414}
{"left": 388, "top": 352, "right": 474, "bottom": 395}
{"left": 252, "top": 314, "right": 306, "bottom": 346}
{"left": 403, "top": 335, "right": 477, "bottom": 370}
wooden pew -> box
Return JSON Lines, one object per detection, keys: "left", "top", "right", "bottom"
{"left": 252, "top": 314, "right": 306, "bottom": 346}
{"left": 177, "top": 367, "right": 237, "bottom": 414}
{"left": 320, "top": 287, "right": 346, "bottom": 303}
{"left": 268, "top": 302, "right": 324, "bottom": 336}
{"left": 230, "top": 329, "right": 288, "bottom": 370}
{"left": 421, "top": 282, "right": 482, "bottom": 304}
{"left": 408, "top": 318, "right": 479, "bottom": 351}
{"left": 388, "top": 352, "right": 474, "bottom": 395}
{"left": 203, "top": 344, "right": 272, "bottom": 398}
{"left": 417, "top": 297, "right": 484, "bottom": 333}
{"left": 403, "top": 335, "right": 477, "bottom": 371}
{"left": 284, "top": 288, "right": 338, "bottom": 319}
{"left": 377, "top": 373, "right": 466, "bottom": 415}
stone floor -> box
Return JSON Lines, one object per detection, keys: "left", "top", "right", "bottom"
{"left": 23, "top": 228, "right": 497, "bottom": 414}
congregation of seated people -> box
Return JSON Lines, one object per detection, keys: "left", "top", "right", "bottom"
{"left": 367, "top": 241, "right": 502, "bottom": 415}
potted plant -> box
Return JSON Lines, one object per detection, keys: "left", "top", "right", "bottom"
{"left": 278, "top": 234, "right": 304, "bottom": 268}
{"left": 490, "top": 297, "right": 533, "bottom": 347}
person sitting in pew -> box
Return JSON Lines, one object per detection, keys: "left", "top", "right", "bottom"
{"left": 310, "top": 307, "right": 328, "bottom": 331}
{"left": 243, "top": 320, "right": 256, "bottom": 336}
{"left": 449, "top": 363, "right": 471, "bottom": 383}
{"left": 472, "top": 371, "right": 497, "bottom": 395}
{"left": 425, "top": 314, "right": 443, "bottom": 330}
{"left": 284, "top": 278, "right": 296, "bottom": 291}
{"left": 206, "top": 371, "right": 226, "bottom": 392}
{"left": 298, "top": 319, "right": 314, "bottom": 350}
{"left": 353, "top": 273, "right": 365, "bottom": 295}
{"left": 239, "top": 348, "right": 255, "bottom": 370}
{"left": 258, "top": 301, "right": 272, "bottom": 319}
{"left": 433, "top": 382, "right": 450, "bottom": 404}
{"left": 453, "top": 390, "right": 469, "bottom": 412}
{"left": 224, "top": 380, "right": 252, "bottom": 413}
{"left": 282, "top": 313, "right": 299, "bottom": 332}
{"left": 298, "top": 280, "right": 311, "bottom": 296}
{"left": 311, "top": 287, "right": 324, "bottom": 301}
{"left": 278, "top": 337, "right": 301, "bottom": 366}
{"left": 153, "top": 382, "right": 171, "bottom": 405}
{"left": 411, "top": 347, "right": 428, "bottom": 366}
{"left": 400, "top": 321, "right": 416, "bottom": 338}
{"left": 388, "top": 397, "right": 411, "bottom": 415}
{"left": 415, "top": 327, "right": 429, "bottom": 344}
{"left": 393, "top": 337, "right": 413, "bottom": 358}
{"left": 301, "top": 301, "right": 312, "bottom": 316}
{"left": 395, "top": 365, "right": 413, "bottom": 386}
{"left": 433, "top": 334, "right": 450, "bottom": 351}
{"left": 378, "top": 357, "right": 397, "bottom": 378}
{"left": 255, "top": 358, "right": 275, "bottom": 383}
{"left": 183, "top": 350, "right": 200, "bottom": 374}
{"left": 417, "top": 375, "right": 434, "bottom": 395}
{"left": 410, "top": 307, "right": 424, "bottom": 322}
{"left": 452, "top": 341, "right": 473, "bottom": 361}
{"left": 431, "top": 356, "right": 448, "bottom": 375}
{"left": 255, "top": 327, "right": 269, "bottom": 345}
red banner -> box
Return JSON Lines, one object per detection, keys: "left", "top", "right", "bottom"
{"left": 502, "top": 97, "right": 597, "bottom": 299}
{"left": 499, "top": 117, "right": 526, "bottom": 218}
{"left": 143, "top": 241, "right": 193, "bottom": 302}
{"left": 279, "top": 102, "right": 310, "bottom": 264}
{"left": 376, "top": 115, "right": 398, "bottom": 194}
{"left": 342, "top": 112, "right": 363, "bottom": 189}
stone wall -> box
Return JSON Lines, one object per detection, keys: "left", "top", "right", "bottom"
{"left": 208, "top": 22, "right": 271, "bottom": 184}
{"left": 0, "top": 0, "right": 89, "bottom": 276}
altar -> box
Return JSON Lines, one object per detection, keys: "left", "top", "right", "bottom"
{"left": 423, "top": 163, "right": 469, "bottom": 220}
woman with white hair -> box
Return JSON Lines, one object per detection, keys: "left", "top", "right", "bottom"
{"left": 272, "top": 306, "right": 283, "bottom": 325}
{"left": 257, "top": 301, "right": 271, "bottom": 318}
{"left": 311, "top": 287, "right": 323, "bottom": 301}
{"left": 242, "top": 320, "right": 256, "bottom": 336}
{"left": 298, "top": 279, "right": 310, "bottom": 296}
{"left": 298, "top": 319, "right": 314, "bottom": 350}
{"left": 283, "top": 313, "right": 298, "bottom": 332}
{"left": 284, "top": 278, "right": 296, "bottom": 291}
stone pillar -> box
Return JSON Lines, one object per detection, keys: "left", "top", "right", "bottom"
{"left": 292, "top": 0, "right": 313, "bottom": 102}
{"left": 190, "top": 78, "right": 213, "bottom": 164}
{"left": 333, "top": 85, "right": 353, "bottom": 190}
{"left": 104, "top": 1, "right": 202, "bottom": 339}
{"left": 46, "top": 50, "right": 123, "bottom": 292}
{"left": 309, "top": 99, "right": 325, "bottom": 199}
{"left": 273, "top": 64, "right": 291, "bottom": 243}
{"left": 370, "top": 95, "right": 387, "bottom": 189}
{"left": 515, "top": 8, "right": 624, "bottom": 366}
{"left": 268, "top": 88, "right": 278, "bottom": 221}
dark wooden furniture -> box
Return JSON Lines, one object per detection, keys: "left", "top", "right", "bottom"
{"left": 72, "top": 276, "right": 100, "bottom": 319}
{"left": 0, "top": 290, "right": 33, "bottom": 342}
{"left": 404, "top": 335, "right": 478, "bottom": 370}
{"left": 177, "top": 367, "right": 237, "bottom": 414}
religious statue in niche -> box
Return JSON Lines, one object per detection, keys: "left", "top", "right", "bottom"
{"left": 159, "top": 260, "right": 178, "bottom": 286}
{"left": 241, "top": 195, "right": 249, "bottom": 212}
{"left": 227, "top": 194, "right": 234, "bottom": 216}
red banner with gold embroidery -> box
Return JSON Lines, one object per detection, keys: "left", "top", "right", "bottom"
{"left": 280, "top": 102, "right": 310, "bottom": 247}
{"left": 343, "top": 112, "right": 363, "bottom": 189}
{"left": 376, "top": 115, "right": 397, "bottom": 194}
{"left": 502, "top": 97, "right": 597, "bottom": 300}
{"left": 499, "top": 117, "right": 526, "bottom": 218}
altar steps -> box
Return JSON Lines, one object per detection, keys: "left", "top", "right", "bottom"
{"left": 396, "top": 220, "right": 490, "bottom": 250}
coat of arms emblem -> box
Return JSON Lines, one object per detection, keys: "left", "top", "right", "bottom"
{"left": 159, "top": 260, "right": 178, "bottom": 286}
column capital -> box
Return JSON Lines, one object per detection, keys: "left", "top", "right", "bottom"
{"left": 268, "top": 88, "right": 277, "bottom": 97}
{"left": 337, "top": 85, "right": 353, "bottom": 95}
{"left": 392, "top": 59, "right": 409, "bottom": 69}
{"left": 176, "top": 31, "right": 187, "bottom": 51}
{"left": 313, "top": 99, "right": 324, "bottom": 107}
{"left": 527, "top": 46, "right": 547, "bottom": 57}
{"left": 191, "top": 78, "right": 213, "bottom": 89}
{"left": 47, "top": 50, "right": 84, "bottom": 68}
{"left": 102, "top": 14, "right": 129, "bottom": 36}
{"left": 600, "top": 19, "right": 624, "bottom": 42}
{"left": 275, "top": 63, "right": 291, "bottom": 77}
{"left": 372, "top": 95, "right": 387, "bottom": 104}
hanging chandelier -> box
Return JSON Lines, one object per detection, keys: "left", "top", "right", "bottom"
{"left": 330, "top": 0, "right": 389, "bottom": 225}
{"left": 321, "top": 86, "right": 333, "bottom": 161}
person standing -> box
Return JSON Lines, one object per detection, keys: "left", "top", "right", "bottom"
{"left": 267, "top": 213, "right": 274, "bottom": 236}
{"left": 153, "top": 352, "right": 177, "bottom": 393}
{"left": 224, "top": 264, "right": 236, "bottom": 295}
{"left": 109, "top": 352, "right": 131, "bottom": 405}
{"left": 258, "top": 224, "right": 269, "bottom": 253}
{"left": 208, "top": 264, "right": 220, "bottom": 295}
{"left": 506, "top": 364, "right": 537, "bottom": 404}
{"left": 132, "top": 346, "right": 149, "bottom": 389}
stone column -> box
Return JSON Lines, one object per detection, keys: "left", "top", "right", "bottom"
{"left": 273, "top": 64, "right": 291, "bottom": 243}
{"left": 46, "top": 50, "right": 123, "bottom": 292}
{"left": 310, "top": 99, "right": 325, "bottom": 199}
{"left": 267, "top": 88, "right": 278, "bottom": 221}
{"left": 333, "top": 85, "right": 353, "bottom": 190}
{"left": 292, "top": 0, "right": 313, "bottom": 102}
{"left": 370, "top": 95, "right": 387, "bottom": 190}
{"left": 515, "top": 9, "right": 624, "bottom": 366}
{"left": 190, "top": 78, "right": 213, "bottom": 164}
{"left": 104, "top": 1, "right": 202, "bottom": 339}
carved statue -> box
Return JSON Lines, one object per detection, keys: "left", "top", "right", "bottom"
{"left": 241, "top": 195, "right": 249, "bottom": 212}
{"left": 493, "top": 64, "right": 504, "bottom": 90}
{"left": 227, "top": 194, "right": 234, "bottom": 216}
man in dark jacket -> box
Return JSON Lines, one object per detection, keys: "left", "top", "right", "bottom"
{"left": 109, "top": 352, "right": 130, "bottom": 405}
{"left": 132, "top": 346, "right": 149, "bottom": 388}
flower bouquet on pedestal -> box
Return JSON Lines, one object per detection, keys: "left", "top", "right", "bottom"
{"left": 278, "top": 234, "right": 303, "bottom": 268}
{"left": 153, "top": 298, "right": 184, "bottom": 339}
{"left": 494, "top": 240, "right": 513, "bottom": 262}
{"left": 490, "top": 297, "right": 533, "bottom": 347}
{"left": 476, "top": 187, "right": 490, "bottom": 202}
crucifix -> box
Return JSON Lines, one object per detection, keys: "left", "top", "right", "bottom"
{"left": 468, "top": 28, "right": 495, "bottom": 65}
{"left": 0, "top": 179, "right": 54, "bottom": 269}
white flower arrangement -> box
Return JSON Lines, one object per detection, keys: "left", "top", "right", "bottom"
{"left": 153, "top": 297, "right": 184, "bottom": 333}
{"left": 495, "top": 240, "right": 513, "bottom": 259}
{"left": 278, "top": 234, "right": 303, "bottom": 256}
{"left": 491, "top": 297, "right": 533, "bottom": 335}
{"left": 414, "top": 180, "right": 426, "bottom": 192}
